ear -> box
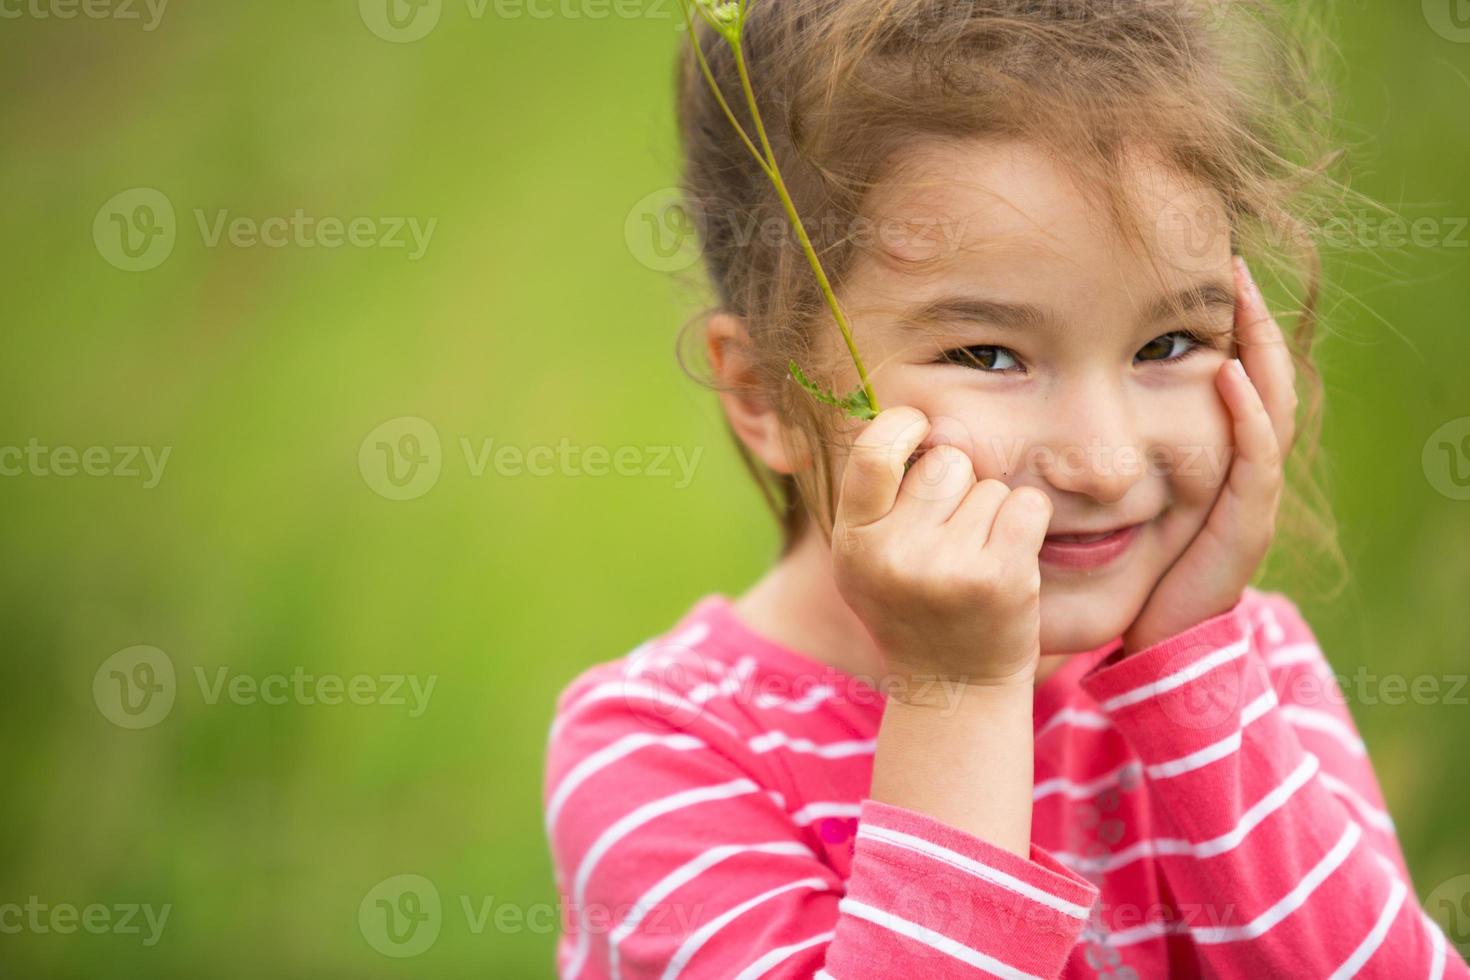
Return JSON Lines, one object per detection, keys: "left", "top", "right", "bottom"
{"left": 706, "top": 312, "right": 804, "bottom": 474}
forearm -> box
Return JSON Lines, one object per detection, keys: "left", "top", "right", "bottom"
{"left": 869, "top": 680, "right": 1035, "bottom": 857}
{"left": 844, "top": 679, "right": 1095, "bottom": 979}
{"left": 1081, "top": 597, "right": 1468, "bottom": 977}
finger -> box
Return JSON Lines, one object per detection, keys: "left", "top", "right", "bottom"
{"left": 984, "top": 486, "right": 1055, "bottom": 561}
{"left": 1233, "top": 256, "right": 1298, "bottom": 457}
{"left": 835, "top": 406, "right": 931, "bottom": 529}
{"left": 890, "top": 443, "right": 978, "bottom": 525}
{"left": 1212, "top": 357, "right": 1283, "bottom": 544}
{"left": 944, "top": 477, "right": 1013, "bottom": 542}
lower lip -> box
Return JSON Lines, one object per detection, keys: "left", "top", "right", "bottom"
{"left": 1039, "top": 523, "right": 1143, "bottom": 571}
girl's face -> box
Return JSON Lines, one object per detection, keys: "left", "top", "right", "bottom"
{"left": 834, "top": 138, "right": 1239, "bottom": 656}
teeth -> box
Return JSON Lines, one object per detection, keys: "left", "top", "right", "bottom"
{"left": 1052, "top": 531, "right": 1114, "bottom": 543}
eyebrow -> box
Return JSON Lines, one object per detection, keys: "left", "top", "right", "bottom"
{"left": 900, "top": 280, "right": 1237, "bottom": 334}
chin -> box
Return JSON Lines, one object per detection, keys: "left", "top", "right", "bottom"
{"left": 1037, "top": 587, "right": 1141, "bottom": 657}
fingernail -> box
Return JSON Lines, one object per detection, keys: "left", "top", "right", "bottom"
{"left": 1230, "top": 357, "right": 1246, "bottom": 378}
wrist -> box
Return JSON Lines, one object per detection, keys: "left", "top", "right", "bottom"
{"left": 873, "top": 673, "right": 1035, "bottom": 856}
{"left": 1122, "top": 593, "right": 1243, "bottom": 657}
{"left": 881, "top": 657, "right": 1038, "bottom": 710}
{"left": 882, "top": 672, "right": 1034, "bottom": 719}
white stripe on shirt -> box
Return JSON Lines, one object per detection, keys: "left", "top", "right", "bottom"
{"left": 546, "top": 732, "right": 706, "bottom": 833}
{"left": 567, "top": 779, "right": 760, "bottom": 978}
{"left": 1327, "top": 872, "right": 1406, "bottom": 979}
{"left": 659, "top": 878, "right": 834, "bottom": 980}
{"left": 748, "top": 732, "right": 878, "bottom": 759}
{"left": 1317, "top": 770, "right": 1395, "bottom": 832}
{"left": 732, "top": 930, "right": 836, "bottom": 980}
{"left": 1036, "top": 706, "right": 1111, "bottom": 739}
{"left": 1033, "top": 762, "right": 1141, "bottom": 802}
{"left": 857, "top": 824, "right": 1093, "bottom": 920}
{"left": 790, "top": 802, "right": 862, "bottom": 826}
{"left": 1193, "top": 821, "right": 1362, "bottom": 944}
{"left": 1099, "top": 635, "right": 1251, "bottom": 712}
{"left": 1144, "top": 689, "right": 1278, "bottom": 779}
{"left": 1052, "top": 753, "right": 1320, "bottom": 875}
{"left": 1280, "top": 705, "right": 1368, "bottom": 756}
{"left": 838, "top": 898, "right": 1045, "bottom": 980}
{"left": 610, "top": 841, "right": 814, "bottom": 980}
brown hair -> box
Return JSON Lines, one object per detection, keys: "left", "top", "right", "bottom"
{"left": 675, "top": 0, "right": 1355, "bottom": 592}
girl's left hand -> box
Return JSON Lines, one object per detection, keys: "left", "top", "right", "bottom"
{"left": 1120, "top": 256, "right": 1299, "bottom": 655}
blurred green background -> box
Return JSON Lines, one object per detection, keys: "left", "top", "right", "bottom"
{"left": 0, "top": 1, "right": 1467, "bottom": 976}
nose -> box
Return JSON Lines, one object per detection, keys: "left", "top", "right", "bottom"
{"left": 1034, "top": 374, "right": 1147, "bottom": 505}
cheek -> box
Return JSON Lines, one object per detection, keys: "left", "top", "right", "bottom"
{"left": 1148, "top": 385, "right": 1232, "bottom": 506}
{"left": 888, "top": 395, "right": 1035, "bottom": 480}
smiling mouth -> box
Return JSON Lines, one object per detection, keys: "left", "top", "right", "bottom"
{"left": 1045, "top": 528, "right": 1129, "bottom": 544}
{"left": 1039, "top": 521, "right": 1146, "bottom": 569}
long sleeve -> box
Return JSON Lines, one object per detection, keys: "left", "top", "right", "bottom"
{"left": 1077, "top": 591, "right": 1467, "bottom": 979}
{"left": 544, "top": 666, "right": 1100, "bottom": 979}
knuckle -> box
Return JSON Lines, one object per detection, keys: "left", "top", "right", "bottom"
{"left": 926, "top": 444, "right": 971, "bottom": 470}
{"left": 848, "top": 440, "right": 894, "bottom": 472}
{"left": 877, "top": 405, "right": 927, "bottom": 429}
{"left": 871, "top": 545, "right": 913, "bottom": 590}
{"left": 1013, "top": 486, "right": 1052, "bottom": 516}
{"left": 966, "top": 553, "right": 1003, "bottom": 589}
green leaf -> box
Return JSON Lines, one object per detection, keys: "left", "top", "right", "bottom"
{"left": 788, "top": 360, "right": 877, "bottom": 421}
{"left": 842, "top": 385, "right": 877, "bottom": 421}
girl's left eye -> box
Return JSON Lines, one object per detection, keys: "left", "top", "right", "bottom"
{"left": 1135, "top": 330, "right": 1206, "bottom": 363}
{"left": 933, "top": 345, "right": 1021, "bottom": 372}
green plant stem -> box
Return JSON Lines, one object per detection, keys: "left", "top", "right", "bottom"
{"left": 678, "top": 1, "right": 772, "bottom": 178}
{"left": 728, "top": 38, "right": 882, "bottom": 415}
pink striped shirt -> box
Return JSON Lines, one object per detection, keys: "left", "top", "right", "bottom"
{"left": 543, "top": 586, "right": 1466, "bottom": 978}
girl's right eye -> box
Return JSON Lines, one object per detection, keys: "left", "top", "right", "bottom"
{"left": 934, "top": 345, "right": 1021, "bottom": 373}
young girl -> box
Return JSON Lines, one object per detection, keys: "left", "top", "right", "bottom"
{"left": 544, "top": 1, "right": 1467, "bottom": 976}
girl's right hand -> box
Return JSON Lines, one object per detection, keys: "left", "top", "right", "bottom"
{"left": 830, "top": 406, "right": 1054, "bottom": 695}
